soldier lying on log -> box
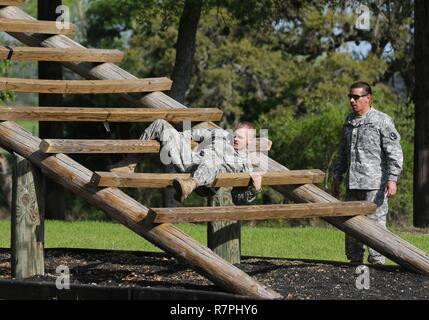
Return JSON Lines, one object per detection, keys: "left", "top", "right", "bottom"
{"left": 109, "top": 120, "right": 263, "bottom": 204}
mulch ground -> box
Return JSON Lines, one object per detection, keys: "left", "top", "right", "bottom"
{"left": 0, "top": 248, "right": 428, "bottom": 300}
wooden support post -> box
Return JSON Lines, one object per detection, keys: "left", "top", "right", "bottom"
{"left": 207, "top": 188, "right": 241, "bottom": 264}
{"left": 11, "top": 154, "right": 44, "bottom": 279}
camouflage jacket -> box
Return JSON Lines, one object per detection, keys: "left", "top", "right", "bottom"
{"left": 191, "top": 128, "right": 258, "bottom": 205}
{"left": 333, "top": 108, "right": 403, "bottom": 190}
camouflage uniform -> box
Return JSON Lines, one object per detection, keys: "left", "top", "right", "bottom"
{"left": 141, "top": 119, "right": 258, "bottom": 204}
{"left": 333, "top": 108, "right": 403, "bottom": 264}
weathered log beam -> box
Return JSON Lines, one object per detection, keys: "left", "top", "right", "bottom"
{"left": 40, "top": 139, "right": 161, "bottom": 154}
{"left": 0, "top": 18, "right": 75, "bottom": 35}
{"left": 0, "top": 107, "right": 223, "bottom": 122}
{"left": 149, "top": 201, "right": 376, "bottom": 223}
{"left": 0, "top": 46, "right": 124, "bottom": 62}
{"left": 39, "top": 138, "right": 270, "bottom": 154}
{"left": 0, "top": 121, "right": 281, "bottom": 299}
{"left": 90, "top": 170, "right": 326, "bottom": 188}
{"left": 0, "top": 77, "right": 172, "bottom": 94}
{"left": 2, "top": 6, "right": 428, "bottom": 275}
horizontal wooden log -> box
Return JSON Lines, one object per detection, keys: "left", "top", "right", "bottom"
{"left": 0, "top": 0, "right": 24, "bottom": 5}
{"left": 40, "top": 139, "right": 161, "bottom": 154}
{"left": 0, "top": 107, "right": 223, "bottom": 122}
{"left": 39, "top": 137, "right": 269, "bottom": 154}
{"left": 0, "top": 77, "right": 172, "bottom": 94}
{"left": 150, "top": 201, "right": 376, "bottom": 223}
{"left": 0, "top": 18, "right": 75, "bottom": 35}
{"left": 91, "top": 170, "right": 325, "bottom": 188}
{"left": 0, "top": 46, "right": 124, "bottom": 62}
{"left": 0, "top": 120, "right": 281, "bottom": 299}
{"left": 213, "top": 170, "right": 325, "bottom": 187}
{"left": 2, "top": 6, "right": 428, "bottom": 275}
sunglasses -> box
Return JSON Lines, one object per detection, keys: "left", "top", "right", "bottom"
{"left": 348, "top": 93, "right": 369, "bottom": 100}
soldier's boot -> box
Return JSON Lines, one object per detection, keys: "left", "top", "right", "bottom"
{"left": 173, "top": 177, "right": 198, "bottom": 203}
{"left": 368, "top": 251, "right": 385, "bottom": 266}
{"left": 107, "top": 155, "right": 140, "bottom": 173}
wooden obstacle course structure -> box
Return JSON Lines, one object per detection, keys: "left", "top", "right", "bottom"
{"left": 1, "top": 3, "right": 429, "bottom": 299}
{"left": 0, "top": 120, "right": 282, "bottom": 299}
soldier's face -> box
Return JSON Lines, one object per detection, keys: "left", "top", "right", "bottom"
{"left": 233, "top": 128, "right": 255, "bottom": 150}
{"left": 349, "top": 88, "right": 371, "bottom": 115}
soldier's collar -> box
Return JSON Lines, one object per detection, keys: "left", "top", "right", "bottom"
{"left": 348, "top": 107, "right": 374, "bottom": 126}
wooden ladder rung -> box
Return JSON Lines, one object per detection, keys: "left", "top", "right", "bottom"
{"left": 40, "top": 139, "right": 161, "bottom": 154}
{"left": 148, "top": 201, "right": 377, "bottom": 223}
{"left": 0, "top": 0, "right": 24, "bottom": 6}
{"left": 0, "top": 77, "right": 172, "bottom": 93}
{"left": 0, "top": 46, "right": 124, "bottom": 63}
{"left": 90, "top": 170, "right": 326, "bottom": 188}
{"left": 0, "top": 18, "right": 75, "bottom": 35}
{"left": 39, "top": 138, "right": 270, "bottom": 154}
{"left": 1, "top": 107, "right": 223, "bottom": 122}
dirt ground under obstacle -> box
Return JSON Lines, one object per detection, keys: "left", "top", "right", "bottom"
{"left": 0, "top": 248, "right": 428, "bottom": 300}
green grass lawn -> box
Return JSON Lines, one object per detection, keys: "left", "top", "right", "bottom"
{"left": 1, "top": 220, "right": 428, "bottom": 264}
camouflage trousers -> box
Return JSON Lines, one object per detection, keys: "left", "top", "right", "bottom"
{"left": 140, "top": 119, "right": 219, "bottom": 186}
{"left": 345, "top": 189, "right": 388, "bottom": 264}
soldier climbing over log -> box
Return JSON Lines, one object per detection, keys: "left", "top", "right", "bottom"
{"left": 109, "top": 120, "right": 263, "bottom": 204}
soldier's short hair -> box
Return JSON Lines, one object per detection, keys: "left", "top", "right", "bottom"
{"left": 234, "top": 122, "right": 256, "bottom": 137}
{"left": 234, "top": 122, "right": 254, "bottom": 130}
{"left": 350, "top": 81, "right": 372, "bottom": 95}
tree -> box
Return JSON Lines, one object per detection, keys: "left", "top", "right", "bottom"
{"left": 413, "top": 0, "right": 429, "bottom": 227}
{"left": 38, "top": 0, "right": 66, "bottom": 220}
{"left": 169, "top": 0, "right": 202, "bottom": 103}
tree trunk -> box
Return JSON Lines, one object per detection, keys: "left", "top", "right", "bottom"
{"left": 169, "top": 0, "right": 202, "bottom": 103}
{"left": 38, "top": 0, "right": 65, "bottom": 220}
{"left": 413, "top": 0, "right": 429, "bottom": 227}
{"left": 164, "top": 0, "right": 203, "bottom": 208}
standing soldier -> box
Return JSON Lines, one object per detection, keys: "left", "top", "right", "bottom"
{"left": 332, "top": 81, "right": 403, "bottom": 265}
